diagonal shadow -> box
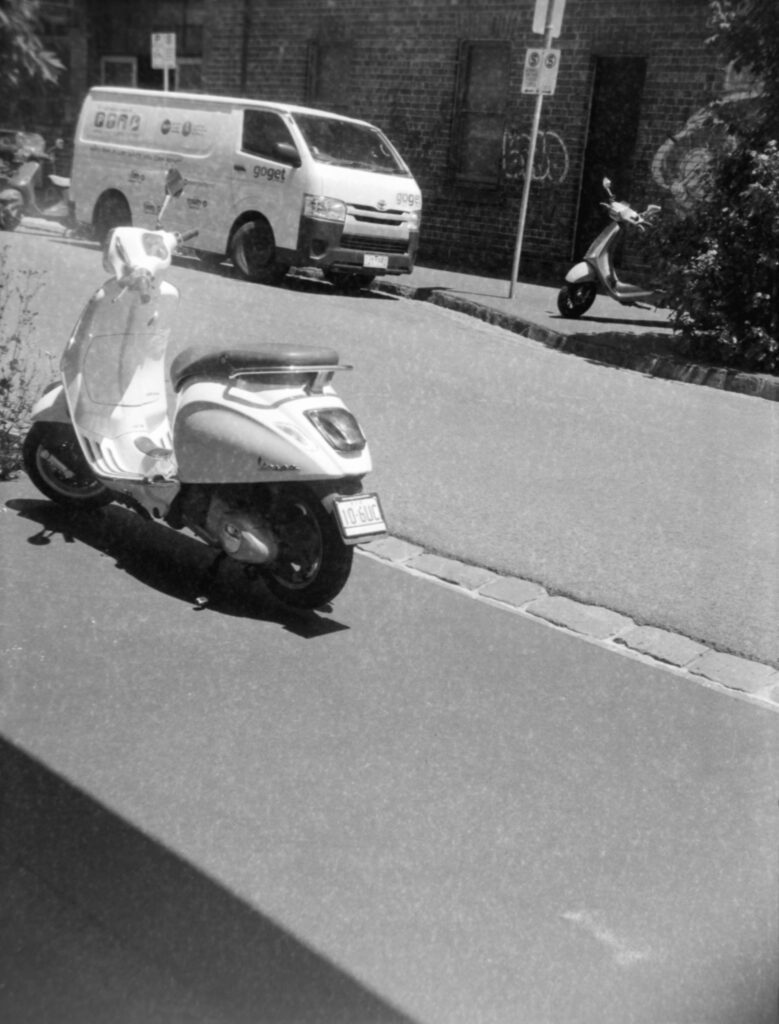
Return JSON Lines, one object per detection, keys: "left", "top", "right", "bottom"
{"left": 0, "top": 739, "right": 417, "bottom": 1024}
{"left": 5, "top": 497, "right": 347, "bottom": 639}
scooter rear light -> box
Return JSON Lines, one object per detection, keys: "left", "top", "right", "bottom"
{"left": 306, "top": 408, "right": 366, "bottom": 452}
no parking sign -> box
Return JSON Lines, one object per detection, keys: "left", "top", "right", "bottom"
{"left": 522, "top": 47, "right": 561, "bottom": 95}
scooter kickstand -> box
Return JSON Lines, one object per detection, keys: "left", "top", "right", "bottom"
{"left": 194, "top": 550, "right": 228, "bottom": 608}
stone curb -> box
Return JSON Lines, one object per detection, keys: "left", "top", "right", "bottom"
{"left": 359, "top": 537, "right": 779, "bottom": 711}
{"left": 374, "top": 281, "right": 779, "bottom": 403}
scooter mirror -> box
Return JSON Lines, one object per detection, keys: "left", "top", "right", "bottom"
{"left": 165, "top": 167, "right": 186, "bottom": 197}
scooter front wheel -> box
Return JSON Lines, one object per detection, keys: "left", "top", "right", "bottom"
{"left": 23, "top": 422, "right": 112, "bottom": 509}
{"left": 557, "top": 282, "right": 596, "bottom": 318}
{"left": 263, "top": 485, "right": 353, "bottom": 609}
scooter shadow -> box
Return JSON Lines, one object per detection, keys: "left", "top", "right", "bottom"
{"left": 551, "top": 311, "right": 670, "bottom": 329}
{"left": 6, "top": 498, "right": 347, "bottom": 638}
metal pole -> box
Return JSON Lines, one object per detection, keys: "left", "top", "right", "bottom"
{"left": 509, "top": 7, "right": 556, "bottom": 298}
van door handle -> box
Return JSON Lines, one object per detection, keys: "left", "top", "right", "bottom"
{"left": 234, "top": 163, "right": 246, "bottom": 172}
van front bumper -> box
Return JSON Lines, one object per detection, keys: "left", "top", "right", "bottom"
{"left": 296, "top": 215, "right": 419, "bottom": 275}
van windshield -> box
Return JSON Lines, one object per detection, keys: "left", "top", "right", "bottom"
{"left": 293, "top": 114, "right": 410, "bottom": 176}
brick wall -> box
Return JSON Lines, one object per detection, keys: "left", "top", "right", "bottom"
{"left": 202, "top": 0, "right": 722, "bottom": 280}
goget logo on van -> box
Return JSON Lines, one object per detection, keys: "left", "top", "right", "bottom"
{"left": 93, "top": 110, "right": 141, "bottom": 133}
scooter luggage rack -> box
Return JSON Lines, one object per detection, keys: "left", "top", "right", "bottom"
{"left": 227, "top": 363, "right": 352, "bottom": 395}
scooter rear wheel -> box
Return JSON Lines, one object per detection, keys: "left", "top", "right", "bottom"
{"left": 263, "top": 485, "right": 353, "bottom": 609}
{"left": 557, "top": 282, "right": 596, "bottom": 318}
{"left": 23, "top": 422, "right": 112, "bottom": 509}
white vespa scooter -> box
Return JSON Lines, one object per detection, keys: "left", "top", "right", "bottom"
{"left": 557, "top": 177, "right": 661, "bottom": 318}
{"left": 24, "top": 169, "right": 386, "bottom": 609}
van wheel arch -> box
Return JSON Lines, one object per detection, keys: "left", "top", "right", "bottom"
{"left": 93, "top": 190, "right": 131, "bottom": 244}
{"left": 228, "top": 213, "right": 289, "bottom": 285}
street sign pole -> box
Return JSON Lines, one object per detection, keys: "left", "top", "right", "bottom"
{"left": 509, "top": 0, "right": 562, "bottom": 298}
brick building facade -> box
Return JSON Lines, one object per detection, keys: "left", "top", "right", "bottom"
{"left": 199, "top": 0, "right": 727, "bottom": 279}
{"left": 19, "top": 1, "right": 745, "bottom": 280}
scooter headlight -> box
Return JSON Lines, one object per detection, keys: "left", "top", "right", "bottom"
{"left": 306, "top": 408, "right": 366, "bottom": 452}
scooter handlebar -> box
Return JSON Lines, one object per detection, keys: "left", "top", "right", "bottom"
{"left": 179, "top": 229, "right": 199, "bottom": 243}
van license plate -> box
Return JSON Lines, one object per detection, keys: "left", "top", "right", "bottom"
{"left": 364, "top": 254, "right": 389, "bottom": 269}
{"left": 333, "top": 493, "right": 387, "bottom": 541}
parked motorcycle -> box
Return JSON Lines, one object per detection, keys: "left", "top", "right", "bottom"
{"left": 23, "top": 168, "right": 386, "bottom": 609}
{"left": 557, "top": 177, "right": 661, "bottom": 318}
{"left": 0, "top": 130, "right": 74, "bottom": 232}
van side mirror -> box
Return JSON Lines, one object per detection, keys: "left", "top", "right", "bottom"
{"left": 165, "top": 167, "right": 186, "bottom": 197}
{"left": 273, "top": 142, "right": 301, "bottom": 168}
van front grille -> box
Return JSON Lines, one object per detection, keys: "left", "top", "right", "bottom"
{"left": 349, "top": 203, "right": 406, "bottom": 227}
{"left": 339, "top": 234, "right": 409, "bottom": 254}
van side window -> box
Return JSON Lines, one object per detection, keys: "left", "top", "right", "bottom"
{"left": 241, "top": 110, "right": 294, "bottom": 160}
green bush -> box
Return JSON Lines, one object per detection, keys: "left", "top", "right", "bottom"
{"left": 0, "top": 244, "right": 50, "bottom": 479}
{"left": 655, "top": 140, "right": 779, "bottom": 373}
{"left": 651, "top": 0, "right": 779, "bottom": 375}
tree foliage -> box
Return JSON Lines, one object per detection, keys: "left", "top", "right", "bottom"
{"left": 0, "top": 0, "right": 64, "bottom": 95}
{"left": 654, "top": 1, "right": 779, "bottom": 374}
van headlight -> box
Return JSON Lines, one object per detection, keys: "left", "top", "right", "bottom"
{"left": 303, "top": 194, "right": 347, "bottom": 223}
{"left": 408, "top": 209, "right": 421, "bottom": 230}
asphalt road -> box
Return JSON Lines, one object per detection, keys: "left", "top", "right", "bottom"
{"left": 1, "top": 227, "right": 778, "bottom": 1023}
{"left": 4, "top": 227, "right": 777, "bottom": 664}
{"left": 1, "top": 472, "right": 778, "bottom": 1024}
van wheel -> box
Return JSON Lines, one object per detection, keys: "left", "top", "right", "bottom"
{"left": 230, "top": 219, "right": 289, "bottom": 285}
{"left": 93, "top": 192, "right": 131, "bottom": 245}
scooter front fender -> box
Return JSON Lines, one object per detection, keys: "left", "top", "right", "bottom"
{"left": 565, "top": 261, "right": 596, "bottom": 286}
{"left": 30, "top": 382, "right": 70, "bottom": 424}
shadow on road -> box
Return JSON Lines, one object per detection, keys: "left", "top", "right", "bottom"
{"left": 549, "top": 311, "right": 670, "bottom": 329}
{"left": 0, "top": 739, "right": 416, "bottom": 1024}
{"left": 5, "top": 497, "right": 347, "bottom": 639}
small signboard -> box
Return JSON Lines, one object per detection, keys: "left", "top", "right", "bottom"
{"left": 151, "top": 32, "right": 177, "bottom": 70}
{"left": 532, "top": 0, "right": 566, "bottom": 38}
{"left": 522, "top": 48, "right": 561, "bottom": 95}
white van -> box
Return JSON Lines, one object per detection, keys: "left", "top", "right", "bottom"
{"left": 71, "top": 86, "right": 422, "bottom": 287}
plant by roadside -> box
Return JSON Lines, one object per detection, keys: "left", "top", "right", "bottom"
{"left": 650, "top": 0, "right": 779, "bottom": 375}
{"left": 0, "top": 244, "right": 51, "bottom": 479}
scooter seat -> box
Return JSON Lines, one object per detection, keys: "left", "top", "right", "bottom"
{"left": 170, "top": 345, "right": 340, "bottom": 392}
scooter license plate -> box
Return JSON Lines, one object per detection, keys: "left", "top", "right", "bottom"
{"left": 333, "top": 493, "right": 387, "bottom": 542}
{"left": 363, "top": 254, "right": 389, "bottom": 269}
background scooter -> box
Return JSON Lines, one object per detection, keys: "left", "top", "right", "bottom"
{"left": 557, "top": 177, "right": 661, "bottom": 318}
{"left": 0, "top": 130, "right": 74, "bottom": 232}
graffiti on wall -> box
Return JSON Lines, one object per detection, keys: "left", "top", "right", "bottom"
{"left": 650, "top": 107, "right": 737, "bottom": 211}
{"left": 651, "top": 62, "right": 763, "bottom": 211}
{"left": 502, "top": 128, "right": 569, "bottom": 185}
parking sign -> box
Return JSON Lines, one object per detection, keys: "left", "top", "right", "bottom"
{"left": 151, "top": 33, "right": 176, "bottom": 70}
{"left": 522, "top": 48, "right": 561, "bottom": 95}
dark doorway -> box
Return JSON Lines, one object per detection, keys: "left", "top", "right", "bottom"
{"left": 573, "top": 56, "right": 647, "bottom": 258}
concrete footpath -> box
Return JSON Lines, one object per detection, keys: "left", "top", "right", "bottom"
{"left": 374, "top": 265, "right": 779, "bottom": 404}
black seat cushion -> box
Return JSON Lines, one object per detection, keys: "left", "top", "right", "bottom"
{"left": 170, "top": 345, "right": 340, "bottom": 391}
